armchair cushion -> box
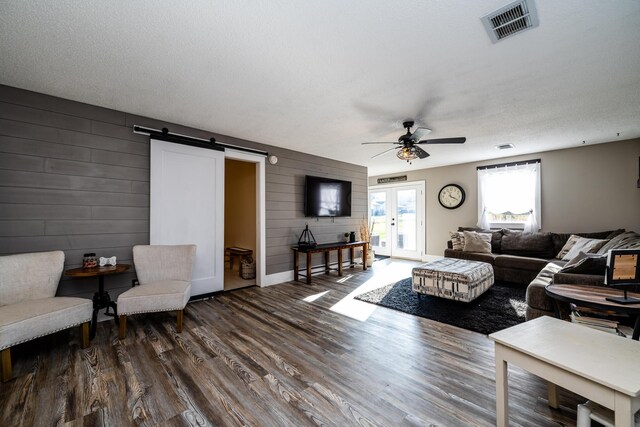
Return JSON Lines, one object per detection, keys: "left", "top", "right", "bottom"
{"left": 117, "top": 280, "right": 191, "bottom": 315}
{"left": 0, "top": 297, "right": 92, "bottom": 350}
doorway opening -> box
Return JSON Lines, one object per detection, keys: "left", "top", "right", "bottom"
{"left": 224, "top": 158, "right": 257, "bottom": 290}
{"left": 368, "top": 181, "right": 425, "bottom": 260}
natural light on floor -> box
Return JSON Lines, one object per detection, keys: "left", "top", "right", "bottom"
{"left": 327, "top": 260, "right": 416, "bottom": 322}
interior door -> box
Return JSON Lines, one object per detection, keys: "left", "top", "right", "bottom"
{"left": 150, "top": 139, "right": 225, "bottom": 295}
{"left": 369, "top": 182, "right": 424, "bottom": 259}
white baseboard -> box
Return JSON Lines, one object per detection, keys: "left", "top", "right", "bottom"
{"left": 261, "top": 270, "right": 294, "bottom": 287}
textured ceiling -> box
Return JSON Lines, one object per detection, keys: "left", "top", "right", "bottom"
{"left": 1, "top": 1, "right": 639, "bottom": 175}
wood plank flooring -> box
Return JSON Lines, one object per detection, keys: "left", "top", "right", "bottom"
{"left": 1, "top": 260, "right": 585, "bottom": 426}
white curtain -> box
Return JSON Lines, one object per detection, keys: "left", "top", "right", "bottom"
{"left": 477, "top": 162, "right": 541, "bottom": 231}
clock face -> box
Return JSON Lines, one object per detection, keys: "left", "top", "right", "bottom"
{"left": 438, "top": 184, "right": 465, "bottom": 209}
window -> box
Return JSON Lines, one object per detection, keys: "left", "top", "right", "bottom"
{"left": 477, "top": 160, "right": 541, "bottom": 231}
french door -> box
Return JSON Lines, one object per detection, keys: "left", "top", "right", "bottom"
{"left": 368, "top": 182, "right": 425, "bottom": 259}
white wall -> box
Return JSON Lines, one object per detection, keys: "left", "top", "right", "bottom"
{"left": 369, "top": 139, "right": 640, "bottom": 256}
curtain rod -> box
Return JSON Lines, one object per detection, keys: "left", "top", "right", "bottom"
{"left": 132, "top": 125, "right": 269, "bottom": 157}
{"left": 477, "top": 158, "right": 540, "bottom": 171}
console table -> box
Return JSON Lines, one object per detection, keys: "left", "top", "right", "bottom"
{"left": 292, "top": 241, "right": 367, "bottom": 284}
{"left": 490, "top": 316, "right": 640, "bottom": 426}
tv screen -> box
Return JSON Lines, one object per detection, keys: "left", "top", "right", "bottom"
{"left": 304, "top": 175, "right": 352, "bottom": 217}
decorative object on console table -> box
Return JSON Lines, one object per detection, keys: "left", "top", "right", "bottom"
{"left": 298, "top": 224, "right": 317, "bottom": 249}
{"left": 349, "top": 231, "right": 356, "bottom": 243}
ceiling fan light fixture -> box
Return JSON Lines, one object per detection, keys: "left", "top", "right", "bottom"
{"left": 397, "top": 146, "right": 418, "bottom": 162}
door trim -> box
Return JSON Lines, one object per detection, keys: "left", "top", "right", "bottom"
{"left": 368, "top": 180, "right": 426, "bottom": 260}
{"left": 224, "top": 149, "right": 267, "bottom": 288}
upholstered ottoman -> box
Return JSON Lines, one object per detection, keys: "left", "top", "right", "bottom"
{"left": 412, "top": 258, "right": 494, "bottom": 302}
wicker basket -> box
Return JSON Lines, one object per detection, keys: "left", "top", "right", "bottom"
{"left": 241, "top": 259, "right": 256, "bottom": 280}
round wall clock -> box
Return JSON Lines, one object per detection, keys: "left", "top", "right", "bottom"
{"left": 438, "top": 184, "right": 465, "bottom": 209}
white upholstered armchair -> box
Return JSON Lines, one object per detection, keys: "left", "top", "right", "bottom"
{"left": 117, "top": 244, "right": 196, "bottom": 339}
{"left": 0, "top": 251, "right": 92, "bottom": 382}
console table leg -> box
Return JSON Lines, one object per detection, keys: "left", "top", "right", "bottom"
{"left": 293, "top": 251, "right": 299, "bottom": 282}
{"left": 324, "top": 251, "right": 330, "bottom": 273}
{"left": 633, "top": 315, "right": 640, "bottom": 341}
{"left": 306, "top": 252, "right": 312, "bottom": 285}
{"left": 362, "top": 243, "right": 368, "bottom": 271}
{"left": 338, "top": 249, "right": 343, "bottom": 276}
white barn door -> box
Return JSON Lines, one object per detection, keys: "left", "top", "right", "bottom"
{"left": 150, "top": 139, "right": 224, "bottom": 295}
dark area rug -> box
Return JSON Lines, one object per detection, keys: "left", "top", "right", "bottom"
{"left": 354, "top": 278, "right": 527, "bottom": 335}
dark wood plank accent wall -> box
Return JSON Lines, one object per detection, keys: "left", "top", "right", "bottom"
{"left": 0, "top": 84, "right": 367, "bottom": 296}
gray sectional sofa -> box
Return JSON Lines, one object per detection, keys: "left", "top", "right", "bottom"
{"left": 445, "top": 228, "right": 639, "bottom": 321}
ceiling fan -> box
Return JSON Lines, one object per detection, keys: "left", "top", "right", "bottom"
{"left": 362, "top": 120, "right": 466, "bottom": 163}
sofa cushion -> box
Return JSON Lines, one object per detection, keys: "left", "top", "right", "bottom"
{"left": 462, "top": 231, "right": 492, "bottom": 253}
{"left": 551, "top": 229, "right": 625, "bottom": 258}
{"left": 560, "top": 251, "right": 607, "bottom": 275}
{"left": 494, "top": 254, "right": 551, "bottom": 272}
{"left": 560, "top": 236, "right": 609, "bottom": 260}
{"left": 597, "top": 231, "right": 640, "bottom": 254}
{"left": 459, "top": 227, "right": 503, "bottom": 253}
{"left": 500, "top": 230, "right": 555, "bottom": 259}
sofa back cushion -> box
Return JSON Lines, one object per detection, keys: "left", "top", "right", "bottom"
{"left": 500, "top": 230, "right": 555, "bottom": 259}
{"left": 551, "top": 229, "right": 624, "bottom": 258}
{"left": 458, "top": 227, "right": 503, "bottom": 253}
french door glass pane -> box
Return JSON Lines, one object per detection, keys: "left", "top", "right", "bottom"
{"left": 396, "top": 189, "right": 416, "bottom": 251}
{"left": 370, "top": 192, "right": 387, "bottom": 248}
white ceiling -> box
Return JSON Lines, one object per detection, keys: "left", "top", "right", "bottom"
{"left": 1, "top": 1, "right": 639, "bottom": 176}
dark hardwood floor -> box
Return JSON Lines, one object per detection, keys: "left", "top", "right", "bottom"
{"left": 1, "top": 260, "right": 585, "bottom": 426}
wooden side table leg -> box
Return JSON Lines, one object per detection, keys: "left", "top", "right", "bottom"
{"left": 324, "top": 251, "right": 330, "bottom": 273}
{"left": 495, "top": 344, "right": 509, "bottom": 427}
{"left": 1, "top": 348, "right": 11, "bottom": 382}
{"left": 293, "top": 250, "right": 299, "bottom": 282}
{"left": 362, "top": 243, "right": 368, "bottom": 271}
{"left": 338, "top": 249, "right": 343, "bottom": 276}
{"left": 350, "top": 247, "right": 355, "bottom": 267}
{"left": 547, "top": 382, "right": 559, "bottom": 409}
{"left": 306, "top": 252, "right": 312, "bottom": 285}
{"left": 614, "top": 393, "right": 634, "bottom": 427}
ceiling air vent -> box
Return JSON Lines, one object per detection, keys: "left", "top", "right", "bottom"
{"left": 481, "top": 0, "right": 539, "bottom": 43}
{"left": 496, "top": 143, "right": 515, "bottom": 150}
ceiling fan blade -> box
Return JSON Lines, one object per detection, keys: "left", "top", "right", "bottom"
{"left": 414, "top": 146, "right": 430, "bottom": 159}
{"left": 371, "top": 147, "right": 397, "bottom": 159}
{"left": 417, "top": 137, "right": 466, "bottom": 144}
{"left": 362, "top": 141, "right": 398, "bottom": 145}
{"left": 409, "top": 127, "right": 432, "bottom": 142}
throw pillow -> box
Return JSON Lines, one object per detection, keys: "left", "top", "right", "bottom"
{"left": 556, "top": 234, "right": 581, "bottom": 259}
{"left": 560, "top": 251, "right": 607, "bottom": 275}
{"left": 462, "top": 231, "right": 492, "bottom": 253}
{"left": 596, "top": 231, "right": 640, "bottom": 254}
{"left": 562, "top": 236, "right": 609, "bottom": 261}
{"left": 458, "top": 227, "right": 503, "bottom": 253}
{"left": 449, "top": 231, "right": 465, "bottom": 251}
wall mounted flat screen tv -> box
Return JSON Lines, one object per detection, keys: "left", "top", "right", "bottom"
{"left": 304, "top": 175, "right": 352, "bottom": 217}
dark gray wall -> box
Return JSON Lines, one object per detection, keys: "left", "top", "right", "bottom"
{"left": 0, "top": 85, "right": 367, "bottom": 298}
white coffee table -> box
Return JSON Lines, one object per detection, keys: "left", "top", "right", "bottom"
{"left": 490, "top": 316, "right": 640, "bottom": 426}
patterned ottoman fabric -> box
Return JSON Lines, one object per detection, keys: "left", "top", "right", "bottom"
{"left": 412, "top": 258, "right": 494, "bottom": 302}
